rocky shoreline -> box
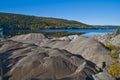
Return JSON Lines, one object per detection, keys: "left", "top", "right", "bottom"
{"left": 0, "top": 33, "right": 120, "bottom": 80}
{"left": 93, "top": 32, "right": 120, "bottom": 47}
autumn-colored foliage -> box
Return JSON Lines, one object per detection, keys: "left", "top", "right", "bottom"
{"left": 105, "top": 43, "right": 120, "bottom": 77}
{"left": 104, "top": 42, "right": 118, "bottom": 59}
{"left": 110, "top": 49, "right": 118, "bottom": 58}
{"left": 104, "top": 42, "right": 116, "bottom": 49}
{"left": 107, "top": 61, "right": 120, "bottom": 77}
{"left": 0, "top": 12, "right": 93, "bottom": 30}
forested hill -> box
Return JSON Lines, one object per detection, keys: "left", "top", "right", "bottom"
{"left": 0, "top": 12, "right": 93, "bottom": 30}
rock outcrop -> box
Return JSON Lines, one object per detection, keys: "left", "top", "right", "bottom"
{"left": 38, "top": 35, "right": 113, "bottom": 68}
{"left": 0, "top": 39, "right": 100, "bottom": 80}
{"left": 93, "top": 71, "right": 115, "bottom": 80}
{"left": 93, "top": 33, "right": 120, "bottom": 47}
{"left": 11, "top": 33, "right": 114, "bottom": 68}
{"left": 10, "top": 33, "right": 47, "bottom": 44}
{"left": 1, "top": 33, "right": 115, "bottom": 80}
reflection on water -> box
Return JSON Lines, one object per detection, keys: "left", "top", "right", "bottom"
{"left": 81, "top": 32, "right": 107, "bottom": 37}
{"left": 38, "top": 29, "right": 116, "bottom": 33}
{"left": 0, "top": 29, "right": 116, "bottom": 38}
{"left": 38, "top": 29, "right": 116, "bottom": 37}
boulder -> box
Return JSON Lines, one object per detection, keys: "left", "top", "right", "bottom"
{"left": 10, "top": 33, "right": 47, "bottom": 44}
{"left": 0, "top": 40, "right": 99, "bottom": 80}
{"left": 63, "top": 36, "right": 113, "bottom": 68}
{"left": 93, "top": 71, "right": 115, "bottom": 80}
{"left": 39, "top": 36, "right": 113, "bottom": 68}
{"left": 93, "top": 33, "right": 120, "bottom": 47}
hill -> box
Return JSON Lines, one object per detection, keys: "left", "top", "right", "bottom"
{"left": 0, "top": 12, "right": 93, "bottom": 30}
{"left": 92, "top": 25, "right": 120, "bottom": 29}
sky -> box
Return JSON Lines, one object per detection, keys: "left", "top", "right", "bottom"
{"left": 0, "top": 0, "right": 120, "bottom": 25}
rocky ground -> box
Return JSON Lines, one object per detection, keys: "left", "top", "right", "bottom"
{"left": 93, "top": 32, "right": 120, "bottom": 62}
{"left": 93, "top": 32, "right": 120, "bottom": 47}
{"left": 0, "top": 33, "right": 118, "bottom": 80}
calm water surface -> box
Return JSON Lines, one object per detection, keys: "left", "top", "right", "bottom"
{"left": 0, "top": 28, "right": 116, "bottom": 38}
{"left": 38, "top": 29, "right": 116, "bottom": 37}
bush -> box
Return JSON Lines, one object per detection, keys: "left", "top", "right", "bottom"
{"left": 107, "top": 61, "right": 120, "bottom": 77}
{"left": 104, "top": 43, "right": 118, "bottom": 59}
{"left": 110, "top": 49, "right": 118, "bottom": 58}
{"left": 104, "top": 42, "right": 116, "bottom": 50}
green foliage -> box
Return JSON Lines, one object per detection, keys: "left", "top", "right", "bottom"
{"left": 3, "top": 30, "right": 84, "bottom": 38}
{"left": 42, "top": 32, "right": 84, "bottom": 37}
{"left": 0, "top": 12, "right": 93, "bottom": 30}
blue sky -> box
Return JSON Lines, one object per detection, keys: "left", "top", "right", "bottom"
{"left": 0, "top": 0, "right": 120, "bottom": 25}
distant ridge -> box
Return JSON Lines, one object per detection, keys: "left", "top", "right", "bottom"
{"left": 0, "top": 12, "right": 93, "bottom": 30}
{"left": 92, "top": 25, "right": 120, "bottom": 29}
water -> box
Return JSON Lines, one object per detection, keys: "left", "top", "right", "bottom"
{"left": 38, "top": 29, "right": 115, "bottom": 33}
{"left": 38, "top": 29, "right": 116, "bottom": 37}
{"left": 0, "top": 28, "right": 116, "bottom": 38}
{"left": 81, "top": 32, "right": 105, "bottom": 37}
{"left": 0, "top": 28, "right": 3, "bottom": 31}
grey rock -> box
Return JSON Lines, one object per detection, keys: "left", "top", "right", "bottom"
{"left": 93, "top": 71, "right": 115, "bottom": 80}
{"left": 0, "top": 40, "right": 99, "bottom": 80}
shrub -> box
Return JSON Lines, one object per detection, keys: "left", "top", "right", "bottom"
{"left": 104, "top": 42, "right": 116, "bottom": 50}
{"left": 107, "top": 61, "right": 120, "bottom": 77}
{"left": 104, "top": 42, "right": 118, "bottom": 59}
{"left": 110, "top": 49, "right": 118, "bottom": 58}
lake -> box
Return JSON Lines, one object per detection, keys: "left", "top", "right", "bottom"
{"left": 0, "top": 28, "right": 116, "bottom": 38}
{"left": 38, "top": 29, "right": 115, "bottom": 33}
{"left": 38, "top": 29, "right": 116, "bottom": 37}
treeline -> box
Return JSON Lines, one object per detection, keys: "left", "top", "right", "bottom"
{"left": 92, "top": 25, "right": 120, "bottom": 29}
{"left": 0, "top": 12, "right": 93, "bottom": 30}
